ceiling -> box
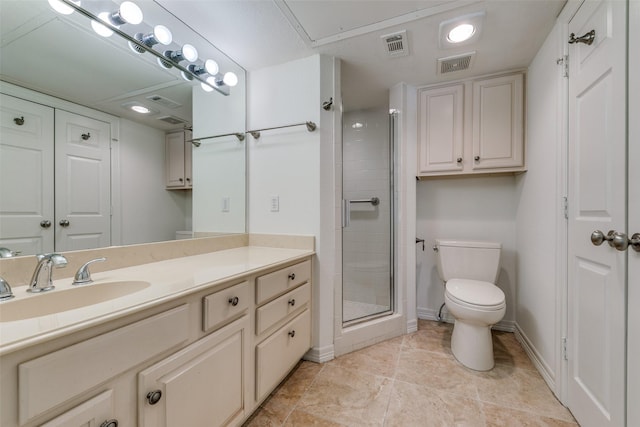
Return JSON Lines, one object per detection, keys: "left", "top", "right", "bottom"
{"left": 157, "top": 0, "right": 567, "bottom": 110}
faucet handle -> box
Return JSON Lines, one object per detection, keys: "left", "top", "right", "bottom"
{"left": 73, "top": 257, "right": 106, "bottom": 285}
{"left": 0, "top": 276, "right": 14, "bottom": 301}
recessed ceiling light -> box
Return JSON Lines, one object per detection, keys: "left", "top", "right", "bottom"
{"left": 447, "top": 24, "right": 475, "bottom": 43}
{"left": 131, "top": 105, "right": 151, "bottom": 114}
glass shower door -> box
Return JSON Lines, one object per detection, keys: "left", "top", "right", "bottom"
{"left": 342, "top": 108, "right": 395, "bottom": 325}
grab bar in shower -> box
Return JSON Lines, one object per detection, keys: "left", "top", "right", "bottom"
{"left": 342, "top": 197, "right": 380, "bottom": 227}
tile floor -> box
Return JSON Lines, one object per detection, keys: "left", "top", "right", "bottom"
{"left": 244, "top": 319, "right": 578, "bottom": 426}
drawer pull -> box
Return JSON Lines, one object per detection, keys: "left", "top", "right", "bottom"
{"left": 100, "top": 420, "right": 118, "bottom": 427}
{"left": 228, "top": 296, "right": 239, "bottom": 306}
{"left": 288, "top": 273, "right": 296, "bottom": 280}
{"left": 288, "top": 298, "right": 296, "bottom": 306}
{"left": 288, "top": 330, "right": 296, "bottom": 338}
{"left": 146, "top": 390, "right": 162, "bottom": 405}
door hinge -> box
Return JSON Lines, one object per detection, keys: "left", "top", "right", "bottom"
{"left": 562, "top": 337, "right": 568, "bottom": 361}
{"left": 562, "top": 196, "right": 568, "bottom": 219}
{"left": 557, "top": 55, "right": 569, "bottom": 78}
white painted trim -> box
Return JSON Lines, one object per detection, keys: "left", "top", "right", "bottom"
{"left": 406, "top": 318, "right": 418, "bottom": 334}
{"left": 515, "top": 323, "right": 558, "bottom": 398}
{"left": 274, "top": 0, "right": 481, "bottom": 48}
{"left": 304, "top": 345, "right": 335, "bottom": 363}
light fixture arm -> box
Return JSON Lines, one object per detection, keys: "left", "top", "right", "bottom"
{"left": 55, "top": 0, "right": 229, "bottom": 96}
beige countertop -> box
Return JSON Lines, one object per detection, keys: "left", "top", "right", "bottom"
{"left": 0, "top": 246, "right": 313, "bottom": 356}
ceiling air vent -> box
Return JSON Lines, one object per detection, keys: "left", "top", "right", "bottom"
{"left": 146, "top": 95, "right": 182, "bottom": 109}
{"left": 157, "top": 116, "right": 187, "bottom": 125}
{"left": 437, "top": 51, "right": 476, "bottom": 74}
{"left": 381, "top": 30, "right": 409, "bottom": 57}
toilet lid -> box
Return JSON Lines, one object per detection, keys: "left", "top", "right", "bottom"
{"left": 445, "top": 279, "right": 505, "bottom": 307}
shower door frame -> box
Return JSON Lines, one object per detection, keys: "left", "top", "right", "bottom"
{"left": 341, "top": 110, "right": 398, "bottom": 327}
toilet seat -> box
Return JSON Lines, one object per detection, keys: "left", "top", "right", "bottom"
{"left": 445, "top": 279, "right": 505, "bottom": 310}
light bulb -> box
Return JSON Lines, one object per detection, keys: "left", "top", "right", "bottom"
{"left": 223, "top": 72, "right": 238, "bottom": 87}
{"left": 153, "top": 25, "right": 172, "bottom": 45}
{"left": 48, "top": 0, "right": 80, "bottom": 15}
{"left": 117, "top": 1, "right": 143, "bottom": 25}
{"left": 91, "top": 12, "right": 114, "bottom": 37}
{"left": 204, "top": 59, "right": 219, "bottom": 75}
{"left": 201, "top": 76, "right": 217, "bottom": 92}
{"left": 447, "top": 24, "right": 475, "bottom": 43}
{"left": 131, "top": 105, "right": 151, "bottom": 114}
{"left": 181, "top": 44, "right": 198, "bottom": 62}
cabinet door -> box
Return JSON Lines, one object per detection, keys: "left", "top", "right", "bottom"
{"left": 165, "top": 131, "right": 186, "bottom": 188}
{"left": 184, "top": 129, "right": 193, "bottom": 188}
{"left": 417, "top": 84, "right": 464, "bottom": 173}
{"left": 472, "top": 74, "right": 524, "bottom": 170}
{"left": 139, "top": 316, "right": 248, "bottom": 427}
{"left": 0, "top": 93, "right": 54, "bottom": 254}
{"left": 40, "top": 390, "right": 115, "bottom": 427}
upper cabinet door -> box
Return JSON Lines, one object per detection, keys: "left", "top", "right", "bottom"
{"left": 472, "top": 74, "right": 524, "bottom": 170}
{"left": 418, "top": 84, "right": 464, "bottom": 174}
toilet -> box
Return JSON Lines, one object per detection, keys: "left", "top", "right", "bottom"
{"left": 435, "top": 239, "right": 506, "bottom": 371}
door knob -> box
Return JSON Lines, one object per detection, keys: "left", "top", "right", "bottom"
{"left": 630, "top": 233, "right": 640, "bottom": 253}
{"left": 612, "top": 232, "right": 640, "bottom": 252}
{"left": 40, "top": 220, "right": 52, "bottom": 228}
{"left": 59, "top": 219, "right": 70, "bottom": 227}
{"left": 591, "top": 230, "right": 615, "bottom": 246}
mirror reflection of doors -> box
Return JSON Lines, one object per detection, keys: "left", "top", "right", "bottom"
{"left": 0, "top": 93, "right": 111, "bottom": 255}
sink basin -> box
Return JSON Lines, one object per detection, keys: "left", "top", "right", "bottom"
{"left": 0, "top": 281, "right": 151, "bottom": 322}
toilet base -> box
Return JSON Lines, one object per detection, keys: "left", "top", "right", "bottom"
{"left": 450, "top": 320, "right": 495, "bottom": 371}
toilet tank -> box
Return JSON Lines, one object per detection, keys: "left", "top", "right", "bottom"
{"left": 435, "top": 240, "right": 502, "bottom": 283}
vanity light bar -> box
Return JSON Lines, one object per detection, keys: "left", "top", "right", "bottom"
{"left": 53, "top": 0, "right": 232, "bottom": 96}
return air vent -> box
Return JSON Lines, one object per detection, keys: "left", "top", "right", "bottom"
{"left": 157, "top": 116, "right": 187, "bottom": 125}
{"left": 437, "top": 51, "right": 476, "bottom": 74}
{"left": 381, "top": 30, "right": 409, "bottom": 57}
{"left": 146, "top": 95, "right": 182, "bottom": 109}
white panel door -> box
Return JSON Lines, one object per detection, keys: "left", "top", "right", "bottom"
{"left": 0, "top": 93, "right": 54, "bottom": 254}
{"left": 54, "top": 110, "right": 111, "bottom": 251}
{"left": 567, "top": 1, "right": 627, "bottom": 426}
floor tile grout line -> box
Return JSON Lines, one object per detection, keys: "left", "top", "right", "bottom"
{"left": 279, "top": 362, "right": 328, "bottom": 426}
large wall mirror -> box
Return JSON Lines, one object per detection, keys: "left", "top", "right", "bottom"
{"left": 0, "top": 0, "right": 246, "bottom": 257}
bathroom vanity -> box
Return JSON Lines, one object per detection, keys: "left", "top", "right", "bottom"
{"left": 0, "top": 242, "right": 313, "bottom": 427}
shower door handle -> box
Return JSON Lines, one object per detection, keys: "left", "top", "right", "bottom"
{"left": 343, "top": 197, "right": 380, "bottom": 227}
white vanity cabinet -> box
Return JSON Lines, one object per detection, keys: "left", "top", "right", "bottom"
{"left": 165, "top": 129, "right": 193, "bottom": 189}
{"left": 0, "top": 253, "right": 313, "bottom": 427}
{"left": 254, "top": 260, "right": 312, "bottom": 402}
{"left": 417, "top": 72, "right": 525, "bottom": 178}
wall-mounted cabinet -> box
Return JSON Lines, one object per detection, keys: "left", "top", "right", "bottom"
{"left": 165, "top": 130, "right": 193, "bottom": 189}
{"left": 417, "top": 72, "right": 525, "bottom": 178}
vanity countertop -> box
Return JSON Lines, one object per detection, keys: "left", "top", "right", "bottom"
{"left": 0, "top": 246, "right": 313, "bottom": 356}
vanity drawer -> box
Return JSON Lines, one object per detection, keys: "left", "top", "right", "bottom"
{"left": 203, "top": 281, "right": 250, "bottom": 332}
{"left": 255, "top": 309, "right": 311, "bottom": 401}
{"left": 256, "top": 260, "right": 311, "bottom": 304}
{"left": 256, "top": 282, "right": 310, "bottom": 335}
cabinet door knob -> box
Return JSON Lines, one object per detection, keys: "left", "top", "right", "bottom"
{"left": 288, "top": 298, "right": 296, "bottom": 306}
{"left": 288, "top": 273, "right": 296, "bottom": 280}
{"left": 288, "top": 330, "right": 296, "bottom": 338}
{"left": 474, "top": 156, "right": 480, "bottom": 161}
{"left": 456, "top": 157, "right": 462, "bottom": 163}
{"left": 59, "top": 219, "right": 70, "bottom": 227}
{"left": 228, "top": 296, "right": 239, "bottom": 306}
{"left": 179, "top": 178, "right": 184, "bottom": 182}
{"left": 100, "top": 420, "right": 118, "bottom": 427}
{"left": 146, "top": 390, "right": 162, "bottom": 405}
{"left": 40, "top": 220, "right": 52, "bottom": 228}
{"left": 14, "top": 116, "right": 24, "bottom": 126}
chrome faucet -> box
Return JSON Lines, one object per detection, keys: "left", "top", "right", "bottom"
{"left": 73, "top": 257, "right": 106, "bottom": 285}
{"left": 28, "top": 253, "right": 67, "bottom": 293}
{"left": 0, "top": 247, "right": 20, "bottom": 258}
{"left": 0, "top": 276, "right": 14, "bottom": 301}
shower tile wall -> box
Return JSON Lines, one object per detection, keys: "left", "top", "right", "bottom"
{"left": 343, "top": 108, "right": 391, "bottom": 310}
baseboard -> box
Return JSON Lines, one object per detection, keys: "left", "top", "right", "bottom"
{"left": 304, "top": 344, "right": 335, "bottom": 363}
{"left": 417, "top": 306, "right": 515, "bottom": 332}
{"left": 514, "top": 323, "right": 557, "bottom": 393}
{"left": 406, "top": 318, "right": 418, "bottom": 334}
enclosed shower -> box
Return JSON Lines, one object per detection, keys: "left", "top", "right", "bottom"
{"left": 342, "top": 107, "right": 396, "bottom": 325}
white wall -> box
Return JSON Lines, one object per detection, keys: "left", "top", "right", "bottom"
{"left": 119, "top": 119, "right": 191, "bottom": 244}
{"left": 416, "top": 176, "right": 518, "bottom": 326}
{"left": 515, "top": 20, "right": 565, "bottom": 390}
{"left": 247, "top": 55, "right": 337, "bottom": 361}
